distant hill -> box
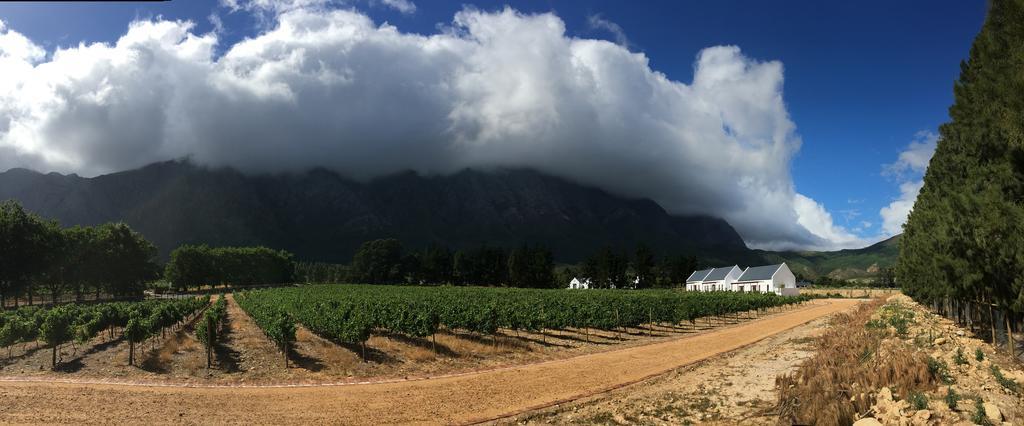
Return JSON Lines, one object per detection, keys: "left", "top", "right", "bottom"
{"left": 756, "top": 235, "right": 900, "bottom": 279}
{"left": 0, "top": 160, "right": 747, "bottom": 263}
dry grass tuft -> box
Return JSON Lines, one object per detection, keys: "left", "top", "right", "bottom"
{"left": 774, "top": 299, "right": 936, "bottom": 425}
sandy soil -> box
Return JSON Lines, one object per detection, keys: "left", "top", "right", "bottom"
{"left": 800, "top": 288, "right": 902, "bottom": 298}
{"left": 514, "top": 311, "right": 838, "bottom": 425}
{"left": 0, "top": 299, "right": 859, "bottom": 424}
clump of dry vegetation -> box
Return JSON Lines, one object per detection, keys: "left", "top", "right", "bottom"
{"left": 776, "top": 295, "right": 1024, "bottom": 425}
{"left": 774, "top": 298, "right": 937, "bottom": 425}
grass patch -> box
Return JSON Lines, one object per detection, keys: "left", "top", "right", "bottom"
{"left": 991, "top": 365, "right": 1020, "bottom": 393}
{"left": 775, "top": 299, "right": 936, "bottom": 425}
{"left": 975, "top": 347, "right": 985, "bottom": 361}
{"left": 928, "top": 357, "right": 955, "bottom": 385}
{"left": 971, "top": 398, "right": 993, "bottom": 426}
{"left": 907, "top": 391, "right": 928, "bottom": 410}
{"left": 953, "top": 347, "right": 968, "bottom": 365}
{"left": 865, "top": 301, "right": 915, "bottom": 337}
{"left": 944, "top": 387, "right": 960, "bottom": 410}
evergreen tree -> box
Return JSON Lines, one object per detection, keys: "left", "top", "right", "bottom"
{"left": 897, "top": 0, "right": 1024, "bottom": 351}
{"left": 632, "top": 243, "right": 656, "bottom": 289}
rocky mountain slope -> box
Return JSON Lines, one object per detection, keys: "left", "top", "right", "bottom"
{"left": 0, "top": 160, "right": 746, "bottom": 262}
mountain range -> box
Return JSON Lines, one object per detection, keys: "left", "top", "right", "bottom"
{"left": 0, "top": 160, "right": 897, "bottom": 277}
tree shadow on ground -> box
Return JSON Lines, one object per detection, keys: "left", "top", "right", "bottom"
{"left": 381, "top": 331, "right": 459, "bottom": 358}
{"left": 287, "top": 346, "right": 325, "bottom": 372}
{"left": 56, "top": 338, "right": 125, "bottom": 373}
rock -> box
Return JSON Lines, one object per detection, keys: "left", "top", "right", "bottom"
{"left": 983, "top": 402, "right": 1002, "bottom": 422}
{"left": 934, "top": 337, "right": 947, "bottom": 345}
{"left": 909, "top": 410, "right": 932, "bottom": 426}
{"left": 878, "top": 387, "right": 893, "bottom": 402}
{"left": 853, "top": 418, "right": 883, "bottom": 426}
{"left": 956, "top": 330, "right": 965, "bottom": 336}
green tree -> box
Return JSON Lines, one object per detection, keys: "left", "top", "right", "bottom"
{"left": 0, "top": 201, "right": 55, "bottom": 307}
{"left": 40, "top": 306, "right": 74, "bottom": 368}
{"left": 417, "top": 244, "right": 454, "bottom": 284}
{"left": 165, "top": 245, "right": 216, "bottom": 291}
{"left": 896, "top": 0, "right": 1024, "bottom": 356}
{"left": 96, "top": 223, "right": 159, "bottom": 298}
{"left": 632, "top": 243, "right": 657, "bottom": 289}
{"left": 351, "top": 239, "right": 405, "bottom": 284}
{"left": 582, "top": 246, "right": 628, "bottom": 289}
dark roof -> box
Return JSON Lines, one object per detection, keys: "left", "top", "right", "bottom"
{"left": 686, "top": 269, "right": 713, "bottom": 282}
{"left": 737, "top": 264, "right": 784, "bottom": 281}
{"left": 703, "top": 265, "right": 739, "bottom": 281}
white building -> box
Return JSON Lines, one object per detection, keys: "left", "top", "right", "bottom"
{"left": 732, "top": 263, "right": 798, "bottom": 295}
{"left": 685, "top": 268, "right": 712, "bottom": 291}
{"left": 700, "top": 265, "right": 743, "bottom": 291}
{"left": 567, "top": 277, "right": 591, "bottom": 289}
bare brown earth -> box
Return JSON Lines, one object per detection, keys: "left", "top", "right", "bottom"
{"left": 514, "top": 309, "right": 838, "bottom": 425}
{"left": 0, "top": 298, "right": 859, "bottom": 425}
{"left": 800, "top": 288, "right": 902, "bottom": 298}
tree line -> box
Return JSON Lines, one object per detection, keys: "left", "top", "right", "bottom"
{"left": 164, "top": 245, "right": 295, "bottom": 291}
{"left": 342, "top": 239, "right": 559, "bottom": 288}
{"left": 0, "top": 200, "right": 158, "bottom": 307}
{"left": 568, "top": 245, "right": 698, "bottom": 289}
{"left": 295, "top": 238, "right": 699, "bottom": 289}
{"left": 896, "top": 0, "right": 1022, "bottom": 358}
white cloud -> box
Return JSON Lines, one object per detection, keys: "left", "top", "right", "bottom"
{"left": 880, "top": 179, "right": 924, "bottom": 236}
{"left": 793, "top": 194, "right": 867, "bottom": 250}
{"left": 884, "top": 130, "right": 937, "bottom": 178}
{"left": 587, "top": 14, "right": 628, "bottom": 46}
{"left": 878, "top": 131, "right": 937, "bottom": 236}
{"left": 0, "top": 7, "right": 863, "bottom": 251}
{"left": 379, "top": 0, "right": 416, "bottom": 14}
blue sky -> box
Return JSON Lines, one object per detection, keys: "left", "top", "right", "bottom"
{"left": 0, "top": 1, "right": 987, "bottom": 249}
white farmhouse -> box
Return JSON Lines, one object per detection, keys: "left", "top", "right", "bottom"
{"left": 700, "top": 265, "right": 742, "bottom": 291}
{"left": 567, "top": 277, "right": 591, "bottom": 289}
{"left": 685, "top": 268, "right": 712, "bottom": 291}
{"left": 733, "top": 263, "right": 797, "bottom": 295}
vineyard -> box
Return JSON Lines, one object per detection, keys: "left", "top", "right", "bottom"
{"left": 0, "top": 297, "right": 208, "bottom": 367}
{"left": 237, "top": 285, "right": 811, "bottom": 359}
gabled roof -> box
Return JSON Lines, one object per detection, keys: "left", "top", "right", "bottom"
{"left": 686, "top": 268, "right": 713, "bottom": 282}
{"left": 704, "top": 265, "right": 740, "bottom": 281}
{"left": 737, "top": 264, "right": 784, "bottom": 281}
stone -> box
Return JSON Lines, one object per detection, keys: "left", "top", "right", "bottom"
{"left": 913, "top": 410, "right": 931, "bottom": 421}
{"left": 983, "top": 402, "right": 1002, "bottom": 422}
{"left": 853, "top": 418, "right": 883, "bottom": 426}
{"left": 878, "top": 387, "right": 893, "bottom": 402}
{"left": 934, "top": 337, "right": 947, "bottom": 345}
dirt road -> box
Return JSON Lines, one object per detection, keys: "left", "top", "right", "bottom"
{"left": 0, "top": 299, "right": 859, "bottom": 425}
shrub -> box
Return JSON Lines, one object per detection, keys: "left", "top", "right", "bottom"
{"left": 908, "top": 391, "right": 928, "bottom": 410}
{"left": 975, "top": 347, "right": 985, "bottom": 361}
{"left": 944, "top": 387, "right": 960, "bottom": 410}
{"left": 775, "top": 300, "right": 934, "bottom": 425}
{"left": 953, "top": 347, "right": 968, "bottom": 365}
{"left": 928, "top": 357, "right": 954, "bottom": 385}
{"left": 990, "top": 365, "right": 1020, "bottom": 393}
{"left": 971, "top": 399, "right": 992, "bottom": 426}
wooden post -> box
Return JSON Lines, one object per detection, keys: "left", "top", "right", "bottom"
{"left": 1006, "top": 311, "right": 1015, "bottom": 359}
{"left": 989, "top": 302, "right": 997, "bottom": 347}
{"left": 206, "top": 315, "right": 214, "bottom": 369}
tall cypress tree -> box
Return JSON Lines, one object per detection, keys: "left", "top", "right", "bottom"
{"left": 897, "top": 0, "right": 1024, "bottom": 332}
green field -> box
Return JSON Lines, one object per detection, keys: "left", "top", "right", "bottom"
{"left": 236, "top": 284, "right": 811, "bottom": 351}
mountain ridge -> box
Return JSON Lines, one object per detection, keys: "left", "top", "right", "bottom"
{"left": 0, "top": 160, "right": 747, "bottom": 263}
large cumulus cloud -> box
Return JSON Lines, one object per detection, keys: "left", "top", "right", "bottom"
{"left": 0, "top": 5, "right": 863, "bottom": 250}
